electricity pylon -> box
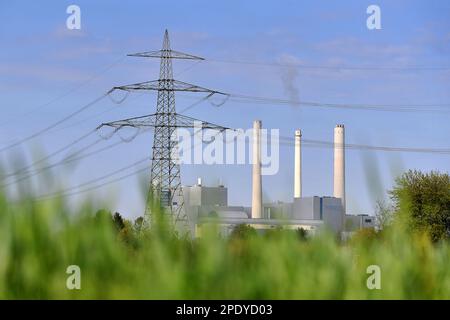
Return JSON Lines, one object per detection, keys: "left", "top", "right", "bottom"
{"left": 98, "top": 30, "right": 229, "bottom": 233}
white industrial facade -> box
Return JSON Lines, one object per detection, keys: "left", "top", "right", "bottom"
{"left": 183, "top": 182, "right": 373, "bottom": 237}
{"left": 183, "top": 182, "right": 349, "bottom": 236}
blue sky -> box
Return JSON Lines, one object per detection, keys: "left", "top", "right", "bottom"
{"left": 0, "top": 0, "right": 449, "bottom": 218}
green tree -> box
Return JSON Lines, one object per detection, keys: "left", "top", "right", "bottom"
{"left": 390, "top": 170, "right": 450, "bottom": 242}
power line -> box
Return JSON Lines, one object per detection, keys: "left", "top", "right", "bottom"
{"left": 35, "top": 166, "right": 149, "bottom": 201}
{"left": 1, "top": 88, "right": 137, "bottom": 183}
{"left": 1, "top": 72, "right": 206, "bottom": 187}
{"left": 0, "top": 56, "right": 126, "bottom": 127}
{"left": 52, "top": 85, "right": 152, "bottom": 133}
{"left": 1, "top": 138, "right": 102, "bottom": 188}
{"left": 275, "top": 136, "right": 450, "bottom": 154}
{"left": 51, "top": 105, "right": 120, "bottom": 133}
{"left": 33, "top": 128, "right": 215, "bottom": 201}
{"left": 31, "top": 126, "right": 450, "bottom": 202}
{"left": 226, "top": 94, "right": 450, "bottom": 113}
{"left": 16, "top": 39, "right": 450, "bottom": 204}
{"left": 35, "top": 157, "right": 150, "bottom": 200}
{"left": 178, "top": 93, "right": 215, "bottom": 114}
{"left": 48, "top": 61, "right": 205, "bottom": 133}
{"left": 1, "top": 128, "right": 153, "bottom": 188}
{"left": 2, "top": 129, "right": 97, "bottom": 179}
{"left": 207, "top": 58, "right": 450, "bottom": 72}
{"left": 140, "top": 89, "right": 450, "bottom": 113}
{"left": 0, "top": 93, "right": 108, "bottom": 153}
{"left": 29, "top": 112, "right": 445, "bottom": 200}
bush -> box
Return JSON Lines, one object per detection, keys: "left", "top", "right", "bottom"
{"left": 229, "top": 224, "right": 257, "bottom": 239}
{"left": 390, "top": 170, "right": 450, "bottom": 242}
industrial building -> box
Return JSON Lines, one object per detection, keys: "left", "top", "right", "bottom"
{"left": 183, "top": 122, "right": 375, "bottom": 238}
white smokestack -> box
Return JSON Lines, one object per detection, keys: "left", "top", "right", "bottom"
{"left": 294, "top": 129, "right": 302, "bottom": 198}
{"left": 333, "top": 124, "right": 346, "bottom": 214}
{"left": 252, "top": 120, "right": 262, "bottom": 219}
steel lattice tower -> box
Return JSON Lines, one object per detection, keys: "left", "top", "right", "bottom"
{"left": 150, "top": 31, "right": 185, "bottom": 225}
{"left": 98, "top": 30, "right": 230, "bottom": 233}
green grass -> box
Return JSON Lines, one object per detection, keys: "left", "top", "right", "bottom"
{"left": 0, "top": 192, "right": 449, "bottom": 299}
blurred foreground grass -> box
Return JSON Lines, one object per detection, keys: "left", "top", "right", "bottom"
{"left": 0, "top": 192, "right": 449, "bottom": 299}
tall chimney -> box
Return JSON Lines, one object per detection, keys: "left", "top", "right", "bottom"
{"left": 252, "top": 120, "right": 262, "bottom": 219}
{"left": 333, "top": 124, "right": 346, "bottom": 214}
{"left": 294, "top": 129, "right": 302, "bottom": 198}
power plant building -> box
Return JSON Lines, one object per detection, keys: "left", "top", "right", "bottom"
{"left": 183, "top": 122, "right": 374, "bottom": 237}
